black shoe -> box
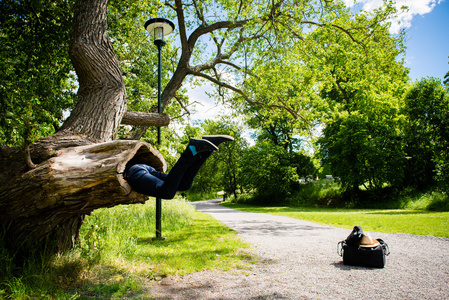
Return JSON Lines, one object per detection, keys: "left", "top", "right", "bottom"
{"left": 188, "top": 138, "right": 218, "bottom": 155}
{"left": 202, "top": 135, "right": 234, "bottom": 147}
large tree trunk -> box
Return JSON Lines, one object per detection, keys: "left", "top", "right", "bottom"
{"left": 60, "top": 0, "right": 126, "bottom": 142}
{"left": 0, "top": 0, "right": 169, "bottom": 256}
{"left": 0, "top": 137, "right": 166, "bottom": 253}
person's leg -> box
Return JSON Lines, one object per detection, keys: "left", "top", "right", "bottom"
{"left": 177, "top": 135, "right": 234, "bottom": 191}
{"left": 124, "top": 164, "right": 168, "bottom": 197}
{"left": 125, "top": 139, "right": 217, "bottom": 199}
{"left": 177, "top": 151, "right": 212, "bottom": 191}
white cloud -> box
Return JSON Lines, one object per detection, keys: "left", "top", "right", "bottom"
{"left": 179, "top": 81, "right": 257, "bottom": 145}
{"left": 344, "top": 0, "right": 443, "bottom": 33}
{"left": 185, "top": 82, "right": 234, "bottom": 122}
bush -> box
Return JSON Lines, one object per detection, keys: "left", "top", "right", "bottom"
{"left": 402, "top": 188, "right": 449, "bottom": 211}
{"left": 288, "top": 180, "right": 343, "bottom": 207}
{"left": 239, "top": 141, "right": 299, "bottom": 205}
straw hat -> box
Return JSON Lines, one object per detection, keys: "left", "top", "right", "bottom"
{"left": 359, "top": 232, "right": 380, "bottom": 248}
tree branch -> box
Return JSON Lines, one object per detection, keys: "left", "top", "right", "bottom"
{"left": 302, "top": 21, "right": 366, "bottom": 48}
{"left": 121, "top": 111, "right": 170, "bottom": 127}
{"left": 191, "top": 70, "right": 309, "bottom": 124}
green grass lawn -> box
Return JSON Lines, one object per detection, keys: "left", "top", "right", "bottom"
{"left": 223, "top": 203, "right": 449, "bottom": 238}
{"left": 1, "top": 199, "right": 253, "bottom": 299}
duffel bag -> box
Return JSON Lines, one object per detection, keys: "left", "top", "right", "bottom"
{"left": 337, "top": 228, "right": 390, "bottom": 268}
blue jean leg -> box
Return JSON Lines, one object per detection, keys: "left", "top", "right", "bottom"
{"left": 125, "top": 147, "right": 199, "bottom": 199}
{"left": 125, "top": 164, "right": 173, "bottom": 198}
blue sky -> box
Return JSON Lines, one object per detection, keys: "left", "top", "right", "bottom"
{"left": 403, "top": 0, "right": 448, "bottom": 81}
{"left": 344, "top": 0, "right": 448, "bottom": 81}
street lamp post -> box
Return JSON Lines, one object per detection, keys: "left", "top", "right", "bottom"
{"left": 144, "top": 18, "right": 175, "bottom": 240}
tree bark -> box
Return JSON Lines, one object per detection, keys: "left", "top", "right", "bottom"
{"left": 0, "top": 138, "right": 166, "bottom": 253}
{"left": 60, "top": 0, "right": 126, "bottom": 142}
{"left": 121, "top": 111, "right": 170, "bottom": 127}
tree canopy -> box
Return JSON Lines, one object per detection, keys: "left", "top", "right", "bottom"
{"left": 0, "top": 0, "right": 76, "bottom": 148}
{"left": 1, "top": 0, "right": 409, "bottom": 144}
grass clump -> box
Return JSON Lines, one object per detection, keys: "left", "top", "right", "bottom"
{"left": 400, "top": 188, "right": 449, "bottom": 211}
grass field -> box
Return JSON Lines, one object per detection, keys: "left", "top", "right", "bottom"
{"left": 222, "top": 203, "right": 449, "bottom": 238}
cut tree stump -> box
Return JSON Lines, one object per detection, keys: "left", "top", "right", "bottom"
{"left": 0, "top": 139, "right": 166, "bottom": 253}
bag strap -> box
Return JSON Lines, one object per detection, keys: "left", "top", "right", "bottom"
{"left": 383, "top": 242, "right": 390, "bottom": 256}
{"left": 377, "top": 238, "right": 390, "bottom": 256}
{"left": 337, "top": 241, "right": 345, "bottom": 257}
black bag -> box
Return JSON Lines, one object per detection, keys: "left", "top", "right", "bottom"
{"left": 338, "top": 227, "right": 390, "bottom": 268}
{"left": 344, "top": 226, "right": 364, "bottom": 247}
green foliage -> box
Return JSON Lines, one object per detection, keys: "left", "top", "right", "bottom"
{"left": 289, "top": 151, "right": 317, "bottom": 179}
{"left": 0, "top": 0, "right": 76, "bottom": 147}
{"left": 400, "top": 187, "right": 449, "bottom": 212}
{"left": 403, "top": 78, "right": 449, "bottom": 185}
{"left": 200, "top": 119, "right": 248, "bottom": 198}
{"left": 312, "top": 2, "right": 409, "bottom": 198}
{"left": 231, "top": 0, "right": 407, "bottom": 133}
{"left": 287, "top": 180, "right": 343, "bottom": 208}
{"left": 239, "top": 141, "right": 299, "bottom": 204}
{"left": 0, "top": 0, "right": 186, "bottom": 146}
{"left": 171, "top": 118, "right": 248, "bottom": 200}
{"left": 224, "top": 0, "right": 411, "bottom": 205}
{"left": 318, "top": 111, "right": 406, "bottom": 194}
{"left": 107, "top": 0, "right": 182, "bottom": 115}
{"left": 444, "top": 58, "right": 449, "bottom": 88}
{"left": 79, "top": 224, "right": 104, "bottom": 266}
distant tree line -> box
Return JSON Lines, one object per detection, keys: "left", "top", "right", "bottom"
{"left": 184, "top": 76, "right": 448, "bottom": 206}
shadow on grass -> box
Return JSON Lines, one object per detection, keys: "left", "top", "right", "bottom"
{"left": 363, "top": 210, "right": 436, "bottom": 215}
{"left": 72, "top": 264, "right": 147, "bottom": 299}
{"left": 224, "top": 203, "right": 441, "bottom": 215}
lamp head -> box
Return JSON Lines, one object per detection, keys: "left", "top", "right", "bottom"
{"left": 144, "top": 18, "right": 175, "bottom": 46}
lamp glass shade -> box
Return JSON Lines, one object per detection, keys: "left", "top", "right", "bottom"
{"left": 144, "top": 18, "right": 175, "bottom": 40}
{"left": 154, "top": 26, "right": 164, "bottom": 42}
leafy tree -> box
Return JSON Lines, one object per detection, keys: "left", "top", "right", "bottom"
{"left": 403, "top": 78, "right": 449, "bottom": 185}
{"left": 312, "top": 2, "right": 409, "bottom": 197}
{"left": 1, "top": 0, "right": 167, "bottom": 254}
{"left": 176, "top": 119, "right": 247, "bottom": 199}
{"left": 0, "top": 0, "right": 76, "bottom": 162}
{"left": 318, "top": 112, "right": 405, "bottom": 195}
{"left": 289, "top": 151, "right": 316, "bottom": 180}
{"left": 200, "top": 119, "right": 248, "bottom": 198}
{"left": 244, "top": 105, "right": 314, "bottom": 153}
{"left": 444, "top": 71, "right": 449, "bottom": 89}
{"left": 0, "top": 0, "right": 411, "bottom": 254}
{"left": 240, "top": 141, "right": 299, "bottom": 204}
{"left": 444, "top": 57, "right": 449, "bottom": 88}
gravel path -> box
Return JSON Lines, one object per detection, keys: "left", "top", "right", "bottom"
{"left": 148, "top": 199, "right": 449, "bottom": 299}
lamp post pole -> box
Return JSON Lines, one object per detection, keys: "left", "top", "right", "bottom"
{"left": 156, "top": 41, "right": 163, "bottom": 145}
{"left": 144, "top": 18, "right": 175, "bottom": 240}
{"left": 155, "top": 39, "right": 163, "bottom": 239}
